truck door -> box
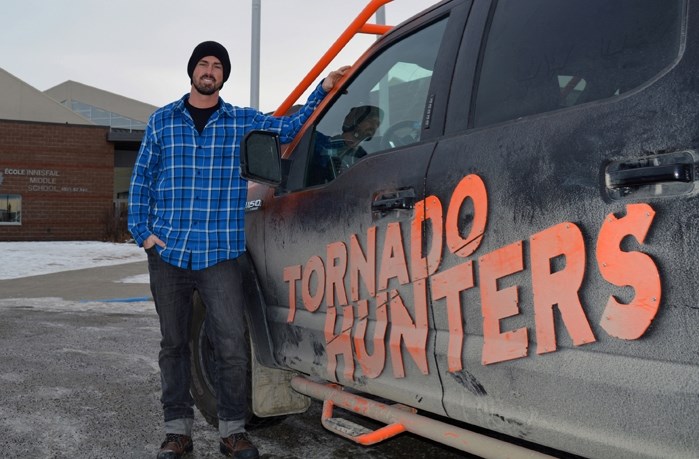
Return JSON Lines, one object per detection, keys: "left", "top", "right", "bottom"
{"left": 427, "top": 0, "right": 699, "bottom": 457}
{"left": 256, "top": 1, "right": 471, "bottom": 418}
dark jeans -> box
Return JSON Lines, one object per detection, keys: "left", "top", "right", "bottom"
{"left": 146, "top": 248, "right": 248, "bottom": 425}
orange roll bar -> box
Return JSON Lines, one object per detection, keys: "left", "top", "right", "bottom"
{"left": 273, "top": 0, "right": 395, "bottom": 116}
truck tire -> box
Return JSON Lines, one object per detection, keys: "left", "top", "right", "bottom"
{"left": 189, "top": 291, "right": 282, "bottom": 429}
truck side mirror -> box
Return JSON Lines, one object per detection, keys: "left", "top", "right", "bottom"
{"left": 240, "top": 130, "right": 283, "bottom": 186}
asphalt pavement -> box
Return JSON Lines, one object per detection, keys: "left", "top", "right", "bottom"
{"left": 0, "top": 261, "right": 152, "bottom": 301}
{"left": 0, "top": 261, "right": 469, "bottom": 458}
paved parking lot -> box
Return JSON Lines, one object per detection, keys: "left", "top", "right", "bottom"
{"left": 0, "top": 262, "right": 467, "bottom": 458}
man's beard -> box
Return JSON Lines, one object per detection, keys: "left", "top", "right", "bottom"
{"left": 193, "top": 76, "right": 220, "bottom": 95}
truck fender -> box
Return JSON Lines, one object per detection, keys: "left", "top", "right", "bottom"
{"left": 238, "top": 252, "right": 312, "bottom": 417}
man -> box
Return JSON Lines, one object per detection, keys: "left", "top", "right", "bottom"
{"left": 128, "top": 40, "right": 347, "bottom": 459}
{"left": 308, "top": 105, "right": 383, "bottom": 185}
{"left": 332, "top": 104, "right": 383, "bottom": 170}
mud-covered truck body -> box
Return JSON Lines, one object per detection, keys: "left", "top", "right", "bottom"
{"left": 192, "top": 0, "right": 699, "bottom": 457}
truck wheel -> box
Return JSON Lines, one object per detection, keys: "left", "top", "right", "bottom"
{"left": 189, "top": 291, "right": 282, "bottom": 429}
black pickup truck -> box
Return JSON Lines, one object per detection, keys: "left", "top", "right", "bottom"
{"left": 192, "top": 0, "right": 699, "bottom": 457}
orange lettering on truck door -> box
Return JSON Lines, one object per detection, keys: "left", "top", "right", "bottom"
{"left": 480, "top": 241, "right": 528, "bottom": 365}
{"left": 446, "top": 174, "right": 488, "bottom": 257}
{"left": 411, "top": 195, "right": 443, "bottom": 280}
{"left": 302, "top": 255, "right": 325, "bottom": 312}
{"left": 530, "top": 223, "right": 596, "bottom": 354}
{"left": 378, "top": 222, "right": 410, "bottom": 290}
{"left": 388, "top": 281, "right": 430, "bottom": 378}
{"left": 284, "top": 264, "right": 302, "bottom": 322}
{"left": 326, "top": 241, "right": 349, "bottom": 307}
{"left": 325, "top": 303, "right": 355, "bottom": 381}
{"left": 354, "top": 294, "right": 388, "bottom": 379}
{"left": 350, "top": 228, "right": 377, "bottom": 301}
{"left": 596, "top": 203, "right": 661, "bottom": 339}
{"left": 431, "top": 261, "right": 475, "bottom": 371}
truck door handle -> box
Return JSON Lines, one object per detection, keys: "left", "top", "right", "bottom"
{"left": 607, "top": 163, "right": 692, "bottom": 188}
{"left": 604, "top": 150, "right": 699, "bottom": 199}
{"left": 372, "top": 188, "right": 416, "bottom": 212}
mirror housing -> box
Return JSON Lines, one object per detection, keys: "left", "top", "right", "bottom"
{"left": 240, "top": 130, "right": 283, "bottom": 187}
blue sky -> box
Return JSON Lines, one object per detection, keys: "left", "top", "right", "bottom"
{"left": 1, "top": 0, "right": 433, "bottom": 112}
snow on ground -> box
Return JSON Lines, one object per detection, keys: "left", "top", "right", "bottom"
{"left": 0, "top": 241, "right": 147, "bottom": 280}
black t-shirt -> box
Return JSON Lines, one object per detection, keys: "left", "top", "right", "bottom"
{"left": 185, "top": 99, "right": 219, "bottom": 134}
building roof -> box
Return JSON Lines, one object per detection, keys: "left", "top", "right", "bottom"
{"left": 0, "top": 67, "right": 93, "bottom": 125}
{"left": 0, "top": 67, "right": 157, "bottom": 128}
{"left": 45, "top": 80, "right": 156, "bottom": 124}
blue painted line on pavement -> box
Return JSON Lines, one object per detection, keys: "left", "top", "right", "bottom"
{"left": 81, "top": 296, "right": 152, "bottom": 303}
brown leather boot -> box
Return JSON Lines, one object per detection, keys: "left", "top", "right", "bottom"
{"left": 157, "top": 433, "right": 193, "bottom": 458}
{"left": 219, "top": 432, "right": 259, "bottom": 458}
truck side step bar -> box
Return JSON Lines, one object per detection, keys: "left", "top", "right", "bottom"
{"left": 291, "top": 376, "right": 556, "bottom": 459}
{"left": 322, "top": 391, "right": 416, "bottom": 445}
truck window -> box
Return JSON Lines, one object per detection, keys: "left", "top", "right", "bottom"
{"left": 473, "top": 0, "right": 684, "bottom": 127}
{"left": 306, "top": 18, "right": 448, "bottom": 187}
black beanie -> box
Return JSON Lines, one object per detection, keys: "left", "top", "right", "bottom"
{"left": 187, "top": 41, "right": 231, "bottom": 86}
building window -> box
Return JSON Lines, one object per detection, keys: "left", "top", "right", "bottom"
{"left": 69, "top": 100, "right": 147, "bottom": 130}
{"left": 0, "top": 194, "right": 21, "bottom": 225}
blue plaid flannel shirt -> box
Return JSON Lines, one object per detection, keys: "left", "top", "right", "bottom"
{"left": 128, "top": 83, "right": 327, "bottom": 270}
